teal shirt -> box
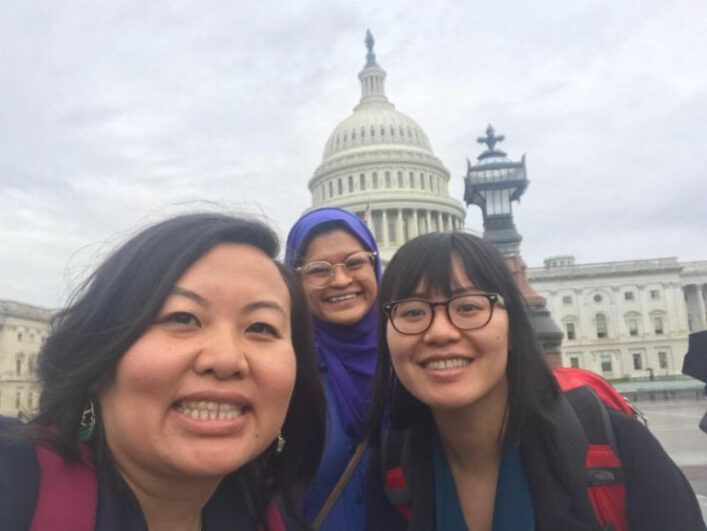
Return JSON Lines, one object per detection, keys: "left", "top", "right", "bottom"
{"left": 433, "top": 437, "right": 535, "bottom": 531}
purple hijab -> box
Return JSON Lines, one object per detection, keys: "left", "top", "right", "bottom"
{"left": 285, "top": 207, "right": 381, "bottom": 438}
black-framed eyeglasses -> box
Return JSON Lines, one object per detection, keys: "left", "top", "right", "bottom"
{"left": 384, "top": 292, "right": 505, "bottom": 335}
{"left": 296, "top": 251, "right": 377, "bottom": 289}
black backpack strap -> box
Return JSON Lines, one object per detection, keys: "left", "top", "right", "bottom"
{"left": 381, "top": 428, "right": 413, "bottom": 505}
{"left": 564, "top": 386, "right": 624, "bottom": 486}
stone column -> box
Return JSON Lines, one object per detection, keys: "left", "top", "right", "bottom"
{"left": 396, "top": 209, "right": 404, "bottom": 244}
{"left": 426, "top": 211, "right": 432, "bottom": 234}
{"left": 412, "top": 210, "right": 419, "bottom": 238}
{"left": 381, "top": 209, "right": 389, "bottom": 248}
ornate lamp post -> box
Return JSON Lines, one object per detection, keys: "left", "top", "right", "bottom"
{"left": 464, "top": 125, "right": 564, "bottom": 366}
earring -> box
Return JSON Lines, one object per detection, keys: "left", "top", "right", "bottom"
{"left": 276, "top": 431, "right": 286, "bottom": 454}
{"left": 79, "top": 399, "right": 96, "bottom": 442}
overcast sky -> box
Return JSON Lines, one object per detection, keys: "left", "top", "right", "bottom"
{"left": 1, "top": 1, "right": 705, "bottom": 309}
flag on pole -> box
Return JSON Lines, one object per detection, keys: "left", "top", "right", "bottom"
{"left": 363, "top": 203, "right": 372, "bottom": 227}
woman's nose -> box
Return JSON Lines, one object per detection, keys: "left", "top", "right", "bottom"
{"left": 423, "top": 306, "right": 461, "bottom": 343}
{"left": 194, "top": 328, "right": 249, "bottom": 379}
{"left": 329, "top": 264, "right": 353, "bottom": 287}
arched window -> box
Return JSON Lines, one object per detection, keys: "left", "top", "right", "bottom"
{"left": 397, "top": 171, "right": 403, "bottom": 188}
{"left": 337, "top": 178, "right": 343, "bottom": 196}
{"left": 595, "top": 313, "right": 608, "bottom": 338}
{"left": 372, "top": 172, "right": 379, "bottom": 189}
{"left": 409, "top": 172, "right": 415, "bottom": 188}
{"left": 385, "top": 171, "right": 391, "bottom": 188}
{"left": 360, "top": 174, "right": 366, "bottom": 191}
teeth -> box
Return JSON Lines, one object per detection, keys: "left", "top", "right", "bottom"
{"left": 176, "top": 400, "right": 245, "bottom": 421}
{"left": 425, "top": 358, "right": 471, "bottom": 370}
{"left": 327, "top": 294, "right": 356, "bottom": 303}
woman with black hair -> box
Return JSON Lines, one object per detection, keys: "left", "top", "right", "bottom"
{"left": 367, "top": 232, "right": 704, "bottom": 531}
{"left": 0, "top": 213, "right": 325, "bottom": 531}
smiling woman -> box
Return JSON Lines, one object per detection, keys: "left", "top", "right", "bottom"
{"left": 366, "top": 232, "right": 706, "bottom": 531}
{"left": 285, "top": 207, "right": 381, "bottom": 531}
{"left": 0, "top": 213, "right": 325, "bottom": 531}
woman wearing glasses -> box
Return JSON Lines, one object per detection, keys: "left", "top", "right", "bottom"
{"left": 367, "top": 232, "right": 705, "bottom": 531}
{"left": 285, "top": 207, "right": 380, "bottom": 530}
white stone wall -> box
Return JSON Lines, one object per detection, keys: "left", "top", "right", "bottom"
{"left": 528, "top": 259, "right": 705, "bottom": 379}
{"left": 0, "top": 301, "right": 52, "bottom": 419}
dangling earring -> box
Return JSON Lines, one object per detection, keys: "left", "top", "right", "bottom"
{"left": 276, "top": 431, "right": 286, "bottom": 454}
{"left": 79, "top": 399, "right": 96, "bottom": 442}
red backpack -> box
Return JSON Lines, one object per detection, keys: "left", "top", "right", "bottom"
{"left": 30, "top": 443, "right": 286, "bottom": 531}
{"left": 384, "top": 367, "right": 640, "bottom": 531}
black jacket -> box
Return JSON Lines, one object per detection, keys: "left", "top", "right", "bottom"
{"left": 367, "top": 395, "right": 706, "bottom": 531}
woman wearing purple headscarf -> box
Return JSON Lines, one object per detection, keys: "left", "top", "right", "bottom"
{"left": 285, "top": 207, "right": 381, "bottom": 531}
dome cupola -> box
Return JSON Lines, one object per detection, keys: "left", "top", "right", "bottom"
{"left": 307, "top": 31, "right": 466, "bottom": 261}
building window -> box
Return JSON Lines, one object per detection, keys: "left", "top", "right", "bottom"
{"left": 593, "top": 294, "right": 603, "bottom": 303}
{"left": 570, "top": 357, "right": 580, "bottom": 369}
{"left": 16, "top": 391, "right": 21, "bottom": 409}
{"left": 328, "top": 181, "right": 333, "bottom": 197}
{"left": 16, "top": 353, "right": 23, "bottom": 375}
{"left": 17, "top": 332, "right": 23, "bottom": 341}
{"left": 562, "top": 295, "right": 572, "bottom": 305}
{"left": 600, "top": 354, "right": 613, "bottom": 374}
{"left": 372, "top": 172, "right": 379, "bottom": 189}
{"left": 653, "top": 316, "right": 664, "bottom": 335}
{"left": 624, "top": 291, "right": 635, "bottom": 301}
{"left": 420, "top": 172, "right": 425, "bottom": 190}
{"left": 595, "top": 314, "right": 608, "bottom": 338}
{"left": 566, "top": 322, "right": 576, "bottom": 340}
{"left": 385, "top": 171, "right": 391, "bottom": 188}
{"left": 658, "top": 351, "right": 668, "bottom": 369}
{"left": 632, "top": 353, "right": 643, "bottom": 370}
{"left": 628, "top": 318, "right": 639, "bottom": 337}
{"left": 360, "top": 174, "right": 366, "bottom": 191}
{"left": 348, "top": 175, "right": 353, "bottom": 192}
{"left": 397, "top": 171, "right": 403, "bottom": 188}
{"left": 409, "top": 172, "right": 415, "bottom": 188}
{"left": 650, "top": 289, "right": 660, "bottom": 299}
{"left": 337, "top": 179, "right": 343, "bottom": 196}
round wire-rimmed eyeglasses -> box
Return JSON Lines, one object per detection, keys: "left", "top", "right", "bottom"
{"left": 384, "top": 292, "right": 505, "bottom": 335}
{"left": 296, "top": 251, "right": 377, "bottom": 289}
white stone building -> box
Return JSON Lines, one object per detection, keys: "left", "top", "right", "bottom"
{"left": 528, "top": 257, "right": 707, "bottom": 379}
{"left": 308, "top": 31, "right": 466, "bottom": 261}
{"left": 0, "top": 300, "right": 53, "bottom": 418}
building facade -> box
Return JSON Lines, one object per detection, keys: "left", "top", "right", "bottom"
{"left": 309, "top": 31, "right": 466, "bottom": 261}
{"left": 528, "top": 257, "right": 707, "bottom": 379}
{"left": 0, "top": 300, "right": 52, "bottom": 418}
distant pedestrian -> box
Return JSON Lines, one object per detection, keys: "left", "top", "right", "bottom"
{"left": 683, "top": 330, "right": 707, "bottom": 434}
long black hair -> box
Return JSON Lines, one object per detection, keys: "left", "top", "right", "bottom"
{"left": 367, "top": 231, "right": 558, "bottom": 445}
{"left": 24, "top": 212, "right": 325, "bottom": 528}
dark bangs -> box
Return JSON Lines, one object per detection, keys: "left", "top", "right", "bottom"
{"left": 382, "top": 232, "right": 514, "bottom": 303}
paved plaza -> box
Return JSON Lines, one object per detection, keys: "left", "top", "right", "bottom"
{"left": 637, "top": 397, "right": 707, "bottom": 520}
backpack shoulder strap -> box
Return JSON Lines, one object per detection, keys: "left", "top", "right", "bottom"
{"left": 564, "top": 386, "right": 631, "bottom": 531}
{"left": 381, "top": 429, "right": 413, "bottom": 522}
{"left": 30, "top": 443, "right": 97, "bottom": 531}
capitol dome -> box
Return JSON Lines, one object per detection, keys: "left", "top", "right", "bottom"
{"left": 308, "top": 31, "right": 466, "bottom": 261}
